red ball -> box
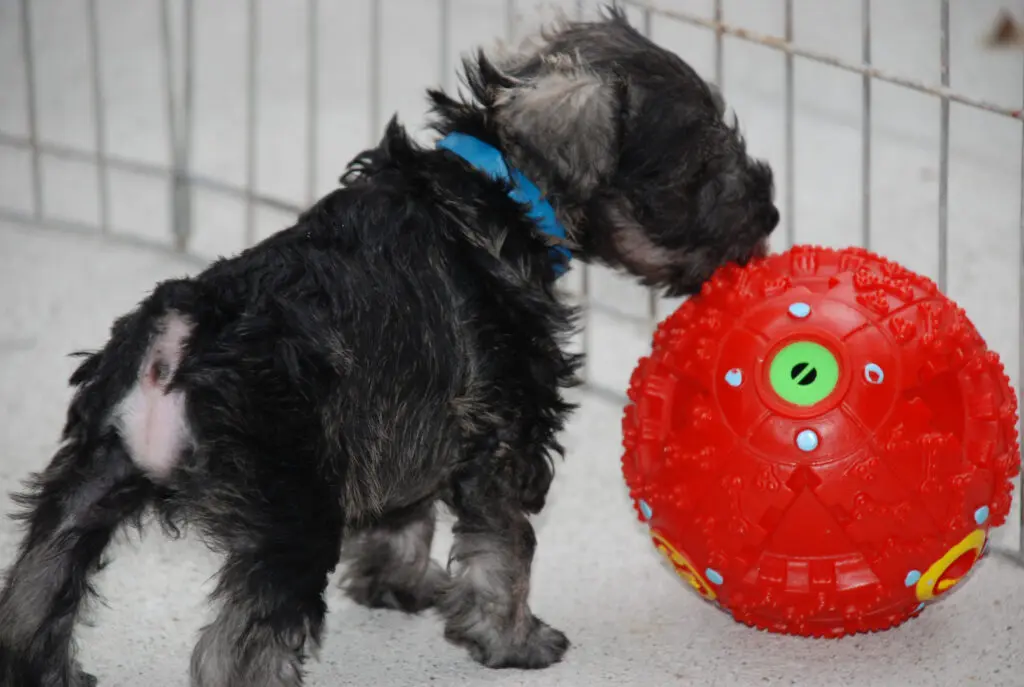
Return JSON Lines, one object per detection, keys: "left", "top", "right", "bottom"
{"left": 621, "top": 245, "right": 1020, "bottom": 638}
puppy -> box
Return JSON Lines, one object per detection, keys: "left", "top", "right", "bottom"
{"left": 0, "top": 8, "right": 778, "bottom": 687}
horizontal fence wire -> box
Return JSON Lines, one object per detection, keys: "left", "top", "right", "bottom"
{"left": 620, "top": 0, "right": 1023, "bottom": 120}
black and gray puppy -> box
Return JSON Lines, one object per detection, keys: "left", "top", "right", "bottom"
{"left": 0, "top": 8, "right": 777, "bottom": 687}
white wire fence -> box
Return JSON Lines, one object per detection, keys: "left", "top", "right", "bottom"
{"left": 0, "top": 0, "right": 1022, "bottom": 563}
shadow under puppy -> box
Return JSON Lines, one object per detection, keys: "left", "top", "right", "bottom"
{"left": 0, "top": 8, "right": 778, "bottom": 687}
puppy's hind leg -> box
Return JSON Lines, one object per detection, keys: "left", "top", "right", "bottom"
{"left": 0, "top": 311, "right": 191, "bottom": 686}
{"left": 189, "top": 446, "right": 344, "bottom": 687}
{"left": 439, "top": 474, "right": 568, "bottom": 670}
{"left": 340, "top": 502, "right": 448, "bottom": 613}
{"left": 0, "top": 430, "right": 152, "bottom": 687}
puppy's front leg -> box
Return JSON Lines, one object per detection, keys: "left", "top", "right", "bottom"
{"left": 439, "top": 483, "right": 568, "bottom": 669}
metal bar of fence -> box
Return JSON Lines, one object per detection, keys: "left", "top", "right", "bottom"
{"left": 245, "top": 0, "right": 260, "bottom": 246}
{"left": 577, "top": 0, "right": 593, "bottom": 385}
{"left": 581, "top": 0, "right": 598, "bottom": 384}
{"left": 860, "top": 0, "right": 871, "bottom": 251}
{"left": 306, "top": 0, "right": 319, "bottom": 206}
{"left": 0, "top": 134, "right": 303, "bottom": 216}
{"left": 159, "top": 0, "right": 177, "bottom": 186}
{"left": 506, "top": 0, "right": 517, "bottom": 44}
{"left": 713, "top": 0, "right": 723, "bottom": 89}
{"left": 642, "top": 7, "right": 658, "bottom": 324}
{"left": 0, "top": 188, "right": 650, "bottom": 335}
{"left": 1019, "top": 54, "right": 1024, "bottom": 564}
{"left": 783, "top": 0, "right": 795, "bottom": 247}
{"left": 369, "top": 0, "right": 382, "bottom": 145}
{"left": 1, "top": 133, "right": 303, "bottom": 219}
{"left": 19, "top": 0, "right": 42, "bottom": 220}
{"left": 937, "top": 0, "right": 950, "bottom": 292}
{"left": 439, "top": 0, "right": 451, "bottom": 92}
{"left": 0, "top": 207, "right": 211, "bottom": 267}
{"left": 620, "top": 0, "right": 1022, "bottom": 121}
{"left": 160, "top": 0, "right": 195, "bottom": 252}
{"left": 180, "top": 0, "right": 196, "bottom": 251}
{"left": 86, "top": 0, "right": 110, "bottom": 235}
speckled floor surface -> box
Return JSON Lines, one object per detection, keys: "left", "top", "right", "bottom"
{"left": 2, "top": 0, "right": 1024, "bottom": 685}
{"left": 2, "top": 219, "right": 1024, "bottom": 687}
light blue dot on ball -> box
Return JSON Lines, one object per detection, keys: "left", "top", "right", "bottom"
{"left": 639, "top": 500, "right": 653, "bottom": 520}
{"left": 705, "top": 568, "right": 724, "bottom": 585}
{"left": 974, "top": 505, "right": 990, "bottom": 526}
{"left": 725, "top": 368, "right": 743, "bottom": 387}
{"left": 914, "top": 602, "right": 925, "bottom": 614}
{"left": 788, "top": 302, "right": 811, "bottom": 318}
{"left": 796, "top": 429, "right": 819, "bottom": 452}
{"left": 864, "top": 362, "right": 885, "bottom": 385}
{"left": 904, "top": 570, "right": 921, "bottom": 587}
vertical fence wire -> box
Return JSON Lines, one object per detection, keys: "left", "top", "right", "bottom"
{"left": 713, "top": 0, "right": 723, "bottom": 89}
{"left": 937, "top": 0, "right": 950, "bottom": 292}
{"left": 369, "top": 0, "right": 382, "bottom": 145}
{"left": 783, "top": 0, "right": 795, "bottom": 248}
{"left": 577, "top": 0, "right": 592, "bottom": 385}
{"left": 306, "top": 0, "right": 319, "bottom": 206}
{"left": 18, "top": 0, "right": 42, "bottom": 220}
{"left": 439, "top": 0, "right": 451, "bottom": 92}
{"left": 161, "top": 0, "right": 194, "bottom": 251}
{"left": 244, "top": 0, "right": 260, "bottom": 245}
{"left": 860, "top": 0, "right": 871, "bottom": 250}
{"left": 86, "top": 0, "right": 110, "bottom": 234}
{"left": 1019, "top": 58, "right": 1024, "bottom": 563}
{"left": 182, "top": 0, "right": 196, "bottom": 250}
{"left": 159, "top": 0, "right": 178, "bottom": 224}
{"left": 506, "top": 0, "right": 517, "bottom": 44}
{"left": 643, "top": 7, "right": 659, "bottom": 325}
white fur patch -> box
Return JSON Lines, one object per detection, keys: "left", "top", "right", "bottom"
{"left": 114, "top": 313, "right": 193, "bottom": 480}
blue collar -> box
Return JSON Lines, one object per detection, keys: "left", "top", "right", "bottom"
{"left": 436, "top": 132, "right": 571, "bottom": 277}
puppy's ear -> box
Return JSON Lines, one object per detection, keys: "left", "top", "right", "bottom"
{"left": 493, "top": 60, "right": 621, "bottom": 195}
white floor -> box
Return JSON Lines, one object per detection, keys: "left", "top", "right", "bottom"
{"left": 2, "top": 220, "right": 1023, "bottom": 687}
{"left": 2, "top": 0, "right": 1024, "bottom": 685}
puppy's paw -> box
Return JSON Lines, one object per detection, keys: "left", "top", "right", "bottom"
{"left": 0, "top": 652, "right": 98, "bottom": 687}
{"left": 68, "top": 662, "right": 99, "bottom": 687}
{"left": 345, "top": 560, "right": 449, "bottom": 614}
{"left": 448, "top": 616, "right": 570, "bottom": 670}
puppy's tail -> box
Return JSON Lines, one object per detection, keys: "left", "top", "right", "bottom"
{"left": 0, "top": 286, "right": 198, "bottom": 673}
{"left": 63, "top": 281, "right": 199, "bottom": 483}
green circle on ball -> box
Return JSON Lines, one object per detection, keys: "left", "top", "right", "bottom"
{"left": 768, "top": 341, "right": 839, "bottom": 407}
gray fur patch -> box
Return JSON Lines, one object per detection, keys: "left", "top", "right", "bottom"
{"left": 495, "top": 65, "right": 617, "bottom": 195}
{"left": 438, "top": 521, "right": 568, "bottom": 669}
{"left": 341, "top": 505, "right": 448, "bottom": 613}
{"left": 190, "top": 603, "right": 310, "bottom": 687}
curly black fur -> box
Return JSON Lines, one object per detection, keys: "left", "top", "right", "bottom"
{"left": 0, "top": 7, "right": 777, "bottom": 686}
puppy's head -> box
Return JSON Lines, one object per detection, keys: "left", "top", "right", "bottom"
{"left": 430, "top": 7, "right": 778, "bottom": 296}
